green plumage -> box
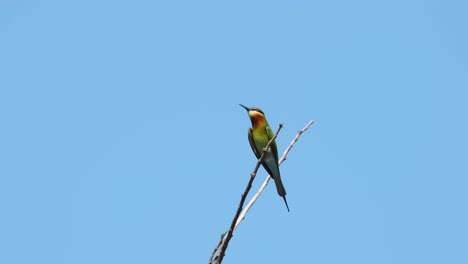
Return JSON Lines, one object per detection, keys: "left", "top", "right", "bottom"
{"left": 240, "top": 104, "right": 289, "bottom": 212}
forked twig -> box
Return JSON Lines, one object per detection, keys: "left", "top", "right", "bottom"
{"left": 209, "top": 124, "right": 283, "bottom": 264}
{"left": 235, "top": 120, "right": 315, "bottom": 228}
{"left": 208, "top": 232, "right": 225, "bottom": 264}
{"left": 209, "top": 120, "right": 314, "bottom": 264}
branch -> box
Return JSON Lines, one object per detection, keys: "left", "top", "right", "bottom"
{"left": 210, "top": 124, "right": 283, "bottom": 264}
{"left": 208, "top": 232, "right": 225, "bottom": 264}
{"left": 234, "top": 120, "right": 314, "bottom": 229}
{"left": 209, "top": 120, "right": 314, "bottom": 264}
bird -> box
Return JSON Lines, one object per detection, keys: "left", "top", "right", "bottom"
{"left": 239, "top": 104, "right": 289, "bottom": 212}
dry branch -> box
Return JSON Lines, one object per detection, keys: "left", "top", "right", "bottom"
{"left": 210, "top": 124, "right": 283, "bottom": 264}
{"left": 209, "top": 120, "right": 314, "bottom": 264}
{"left": 235, "top": 120, "right": 315, "bottom": 228}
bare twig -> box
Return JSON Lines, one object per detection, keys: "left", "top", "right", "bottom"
{"left": 279, "top": 120, "right": 315, "bottom": 163}
{"left": 209, "top": 120, "right": 314, "bottom": 264}
{"left": 208, "top": 232, "right": 225, "bottom": 264}
{"left": 234, "top": 120, "right": 314, "bottom": 228}
{"left": 210, "top": 124, "right": 283, "bottom": 264}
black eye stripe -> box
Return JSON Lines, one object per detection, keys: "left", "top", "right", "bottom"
{"left": 250, "top": 108, "right": 264, "bottom": 115}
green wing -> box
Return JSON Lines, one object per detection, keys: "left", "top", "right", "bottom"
{"left": 247, "top": 128, "right": 261, "bottom": 159}
{"left": 265, "top": 125, "right": 279, "bottom": 162}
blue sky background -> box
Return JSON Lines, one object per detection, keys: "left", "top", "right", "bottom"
{"left": 1, "top": 1, "right": 467, "bottom": 263}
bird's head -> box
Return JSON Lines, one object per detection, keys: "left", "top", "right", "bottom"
{"left": 239, "top": 104, "right": 267, "bottom": 127}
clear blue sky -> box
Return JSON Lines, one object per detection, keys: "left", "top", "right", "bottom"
{"left": 1, "top": 1, "right": 467, "bottom": 263}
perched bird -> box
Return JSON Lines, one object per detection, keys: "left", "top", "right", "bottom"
{"left": 240, "top": 104, "right": 289, "bottom": 212}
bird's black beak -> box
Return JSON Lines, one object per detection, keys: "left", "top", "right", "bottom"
{"left": 239, "top": 104, "right": 250, "bottom": 111}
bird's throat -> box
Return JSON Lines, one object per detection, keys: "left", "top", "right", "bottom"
{"left": 249, "top": 112, "right": 267, "bottom": 129}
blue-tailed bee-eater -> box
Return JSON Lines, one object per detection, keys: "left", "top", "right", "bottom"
{"left": 240, "top": 104, "right": 289, "bottom": 212}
